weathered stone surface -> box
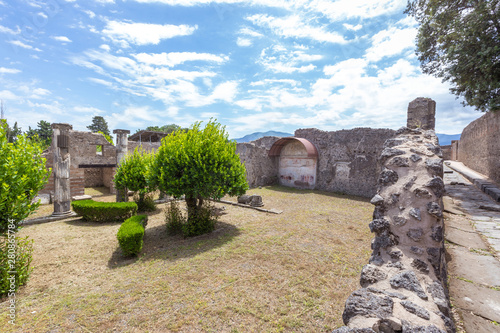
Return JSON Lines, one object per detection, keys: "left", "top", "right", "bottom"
{"left": 389, "top": 250, "right": 403, "bottom": 259}
{"left": 410, "top": 246, "right": 424, "bottom": 255}
{"left": 431, "top": 226, "right": 443, "bottom": 242}
{"left": 411, "top": 259, "right": 429, "bottom": 273}
{"left": 380, "top": 148, "right": 405, "bottom": 161}
{"left": 401, "top": 322, "right": 446, "bottom": 333}
{"left": 426, "top": 247, "right": 444, "bottom": 279}
{"left": 331, "top": 327, "right": 376, "bottom": 333}
{"left": 400, "top": 300, "right": 430, "bottom": 320}
{"left": 426, "top": 159, "right": 444, "bottom": 176}
{"left": 370, "top": 194, "right": 384, "bottom": 206}
{"left": 392, "top": 216, "right": 407, "bottom": 226}
{"left": 372, "top": 231, "right": 398, "bottom": 251}
{"left": 389, "top": 193, "right": 400, "bottom": 204}
{"left": 426, "top": 202, "right": 443, "bottom": 218}
{"left": 409, "top": 208, "right": 421, "bottom": 221}
{"left": 390, "top": 157, "right": 410, "bottom": 167}
{"left": 360, "top": 264, "right": 388, "bottom": 287}
{"left": 379, "top": 168, "right": 399, "bottom": 185}
{"left": 384, "top": 138, "right": 408, "bottom": 148}
{"left": 369, "top": 218, "right": 390, "bottom": 234}
{"left": 403, "top": 176, "right": 417, "bottom": 190}
{"left": 407, "top": 228, "right": 424, "bottom": 242}
{"left": 407, "top": 97, "right": 436, "bottom": 130}
{"left": 414, "top": 188, "right": 432, "bottom": 198}
{"left": 410, "top": 154, "right": 422, "bottom": 162}
{"left": 390, "top": 271, "right": 428, "bottom": 300}
{"left": 367, "top": 287, "right": 408, "bottom": 300}
{"left": 426, "top": 177, "right": 445, "bottom": 198}
{"left": 342, "top": 288, "right": 394, "bottom": 325}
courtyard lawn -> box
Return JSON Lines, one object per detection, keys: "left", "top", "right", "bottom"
{"left": 1, "top": 186, "right": 373, "bottom": 332}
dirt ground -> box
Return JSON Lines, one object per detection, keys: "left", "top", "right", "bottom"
{"left": 1, "top": 186, "right": 373, "bottom": 332}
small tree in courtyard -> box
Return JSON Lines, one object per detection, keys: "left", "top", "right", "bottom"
{"left": 0, "top": 120, "right": 50, "bottom": 296}
{"left": 152, "top": 120, "right": 248, "bottom": 236}
{"left": 114, "top": 147, "right": 156, "bottom": 211}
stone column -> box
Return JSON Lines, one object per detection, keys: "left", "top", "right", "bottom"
{"left": 51, "top": 123, "right": 73, "bottom": 217}
{"left": 407, "top": 97, "right": 436, "bottom": 130}
{"left": 113, "top": 129, "right": 130, "bottom": 202}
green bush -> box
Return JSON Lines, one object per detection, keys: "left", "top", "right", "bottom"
{"left": 165, "top": 201, "right": 185, "bottom": 235}
{"left": 134, "top": 192, "right": 156, "bottom": 212}
{"left": 117, "top": 215, "right": 147, "bottom": 256}
{"left": 71, "top": 200, "right": 137, "bottom": 222}
{"left": 182, "top": 202, "right": 218, "bottom": 237}
{"left": 0, "top": 236, "right": 33, "bottom": 297}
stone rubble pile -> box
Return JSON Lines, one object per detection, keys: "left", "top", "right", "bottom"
{"left": 334, "top": 127, "right": 454, "bottom": 333}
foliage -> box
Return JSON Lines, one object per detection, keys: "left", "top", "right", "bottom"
{"left": 87, "top": 116, "right": 110, "bottom": 136}
{"left": 152, "top": 120, "right": 248, "bottom": 230}
{"left": 98, "top": 131, "right": 114, "bottom": 145}
{"left": 182, "top": 201, "right": 218, "bottom": 237}
{"left": 165, "top": 201, "right": 185, "bottom": 235}
{"left": 136, "top": 124, "right": 187, "bottom": 135}
{"left": 133, "top": 192, "right": 156, "bottom": 212}
{"left": 0, "top": 120, "right": 51, "bottom": 235}
{"left": 26, "top": 120, "right": 52, "bottom": 149}
{"left": 116, "top": 215, "right": 147, "bottom": 256}
{"left": 0, "top": 236, "right": 33, "bottom": 297}
{"left": 71, "top": 200, "right": 137, "bottom": 222}
{"left": 114, "top": 147, "right": 156, "bottom": 209}
{"left": 406, "top": 0, "right": 500, "bottom": 111}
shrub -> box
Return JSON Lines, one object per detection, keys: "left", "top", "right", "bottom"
{"left": 117, "top": 215, "right": 147, "bottom": 256}
{"left": 0, "top": 236, "right": 33, "bottom": 297}
{"left": 165, "top": 201, "right": 185, "bottom": 235}
{"left": 71, "top": 200, "right": 137, "bottom": 222}
{"left": 134, "top": 192, "right": 156, "bottom": 212}
{"left": 182, "top": 201, "right": 218, "bottom": 237}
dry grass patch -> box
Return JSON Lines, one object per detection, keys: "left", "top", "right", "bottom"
{"left": 1, "top": 186, "right": 373, "bottom": 332}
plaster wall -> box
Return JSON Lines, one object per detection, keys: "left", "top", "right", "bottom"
{"left": 278, "top": 141, "right": 317, "bottom": 189}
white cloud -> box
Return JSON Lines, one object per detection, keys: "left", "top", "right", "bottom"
{"left": 7, "top": 40, "right": 41, "bottom": 51}
{"left": 250, "top": 79, "right": 300, "bottom": 87}
{"left": 239, "top": 27, "right": 263, "bottom": 38}
{"left": 365, "top": 25, "right": 417, "bottom": 62}
{"left": 0, "top": 24, "right": 20, "bottom": 35}
{"left": 88, "top": 77, "right": 113, "bottom": 87}
{"left": 247, "top": 14, "right": 346, "bottom": 44}
{"left": 132, "top": 52, "right": 228, "bottom": 67}
{"left": 51, "top": 35, "right": 72, "bottom": 43}
{"left": 259, "top": 45, "right": 322, "bottom": 73}
{"left": 102, "top": 20, "right": 197, "bottom": 47}
{"left": 84, "top": 9, "right": 96, "bottom": 18}
{"left": 0, "top": 67, "right": 21, "bottom": 74}
{"left": 343, "top": 23, "right": 362, "bottom": 31}
{"left": 307, "top": 0, "right": 406, "bottom": 21}
{"left": 0, "top": 90, "right": 18, "bottom": 100}
{"left": 236, "top": 37, "right": 252, "bottom": 47}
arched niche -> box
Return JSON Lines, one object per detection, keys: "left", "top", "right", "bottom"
{"left": 269, "top": 137, "right": 318, "bottom": 189}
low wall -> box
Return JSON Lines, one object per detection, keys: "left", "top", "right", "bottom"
{"left": 236, "top": 137, "right": 280, "bottom": 188}
{"left": 295, "top": 128, "right": 396, "bottom": 197}
{"left": 457, "top": 111, "right": 500, "bottom": 184}
{"left": 334, "top": 128, "right": 453, "bottom": 332}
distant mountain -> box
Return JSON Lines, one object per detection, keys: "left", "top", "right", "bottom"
{"left": 436, "top": 133, "right": 461, "bottom": 146}
{"left": 233, "top": 131, "right": 293, "bottom": 143}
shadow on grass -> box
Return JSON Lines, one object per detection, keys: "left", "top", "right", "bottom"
{"left": 107, "top": 220, "right": 240, "bottom": 269}
{"left": 253, "top": 185, "right": 371, "bottom": 203}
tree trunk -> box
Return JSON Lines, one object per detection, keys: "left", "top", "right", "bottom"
{"left": 185, "top": 195, "right": 204, "bottom": 222}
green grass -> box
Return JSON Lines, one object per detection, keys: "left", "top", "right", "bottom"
{"left": 1, "top": 186, "right": 373, "bottom": 332}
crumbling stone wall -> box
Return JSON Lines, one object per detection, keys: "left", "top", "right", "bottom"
{"left": 236, "top": 136, "right": 281, "bottom": 188}
{"left": 84, "top": 168, "right": 104, "bottom": 187}
{"left": 456, "top": 111, "right": 500, "bottom": 184}
{"left": 295, "top": 128, "right": 396, "bottom": 197}
{"left": 440, "top": 145, "right": 451, "bottom": 160}
{"left": 333, "top": 128, "right": 452, "bottom": 332}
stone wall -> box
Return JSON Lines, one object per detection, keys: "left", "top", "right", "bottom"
{"left": 84, "top": 168, "right": 104, "bottom": 187}
{"left": 441, "top": 145, "right": 451, "bottom": 160}
{"left": 456, "top": 111, "right": 500, "bottom": 184}
{"left": 236, "top": 137, "right": 280, "bottom": 188}
{"left": 334, "top": 128, "right": 452, "bottom": 332}
{"left": 295, "top": 128, "right": 396, "bottom": 197}
{"left": 128, "top": 141, "right": 161, "bottom": 153}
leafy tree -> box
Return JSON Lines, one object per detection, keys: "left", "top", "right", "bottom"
{"left": 0, "top": 120, "right": 51, "bottom": 234}
{"left": 406, "top": 0, "right": 500, "bottom": 111}
{"left": 26, "top": 120, "right": 52, "bottom": 149}
{"left": 4, "top": 121, "right": 22, "bottom": 143}
{"left": 151, "top": 120, "right": 248, "bottom": 233}
{"left": 87, "top": 116, "right": 110, "bottom": 136}
{"left": 114, "top": 147, "right": 156, "bottom": 211}
{"left": 135, "top": 124, "right": 187, "bottom": 135}
{"left": 98, "top": 131, "right": 114, "bottom": 145}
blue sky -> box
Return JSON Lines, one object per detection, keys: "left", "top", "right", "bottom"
{"left": 0, "top": 0, "right": 483, "bottom": 139}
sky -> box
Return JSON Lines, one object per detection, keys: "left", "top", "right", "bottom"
{"left": 0, "top": 0, "right": 484, "bottom": 139}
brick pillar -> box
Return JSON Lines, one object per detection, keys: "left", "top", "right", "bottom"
{"left": 113, "top": 129, "right": 130, "bottom": 202}
{"left": 51, "top": 123, "right": 73, "bottom": 217}
{"left": 407, "top": 97, "right": 436, "bottom": 130}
